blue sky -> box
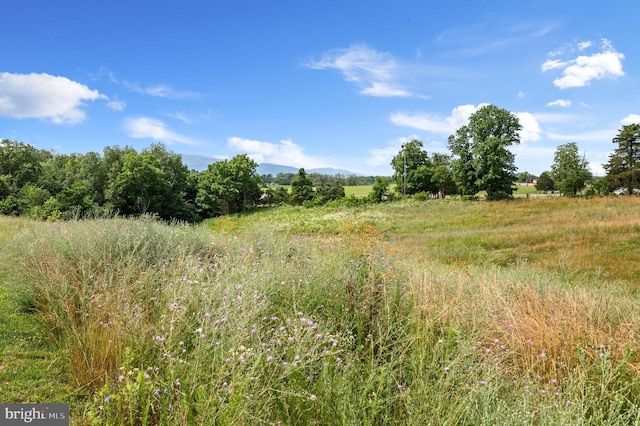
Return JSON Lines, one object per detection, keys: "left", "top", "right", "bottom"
{"left": 1, "top": 0, "right": 638, "bottom": 176}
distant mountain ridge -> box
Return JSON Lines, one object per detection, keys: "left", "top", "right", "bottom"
{"left": 181, "top": 155, "right": 359, "bottom": 176}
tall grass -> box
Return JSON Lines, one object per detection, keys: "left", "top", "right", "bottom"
{"left": 3, "top": 198, "right": 640, "bottom": 424}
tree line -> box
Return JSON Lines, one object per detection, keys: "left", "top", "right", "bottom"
{"left": 0, "top": 141, "right": 365, "bottom": 221}
{"left": 390, "top": 105, "right": 640, "bottom": 199}
{"left": 2, "top": 105, "right": 639, "bottom": 221}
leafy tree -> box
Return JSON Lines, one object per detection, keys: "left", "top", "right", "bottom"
{"left": 535, "top": 172, "right": 555, "bottom": 192}
{"left": 550, "top": 142, "right": 591, "bottom": 196}
{"left": 604, "top": 123, "right": 640, "bottom": 194}
{"left": 290, "top": 168, "right": 315, "bottom": 205}
{"left": 430, "top": 153, "right": 456, "bottom": 196}
{"left": 369, "top": 176, "right": 391, "bottom": 202}
{"left": 198, "top": 154, "right": 263, "bottom": 215}
{"left": 448, "top": 105, "right": 521, "bottom": 199}
{"left": 261, "top": 186, "right": 290, "bottom": 205}
{"left": 0, "top": 139, "right": 52, "bottom": 194}
{"left": 107, "top": 151, "right": 170, "bottom": 215}
{"left": 517, "top": 171, "right": 537, "bottom": 182}
{"left": 315, "top": 181, "right": 345, "bottom": 203}
{"left": 391, "top": 139, "right": 430, "bottom": 195}
{"left": 143, "top": 144, "right": 197, "bottom": 221}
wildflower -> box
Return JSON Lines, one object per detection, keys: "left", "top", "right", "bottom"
{"left": 331, "top": 340, "right": 338, "bottom": 347}
{"left": 397, "top": 384, "right": 403, "bottom": 390}
{"left": 479, "top": 380, "right": 487, "bottom": 386}
{"left": 204, "top": 312, "right": 211, "bottom": 318}
{"left": 195, "top": 328, "right": 203, "bottom": 334}
{"left": 144, "top": 374, "right": 150, "bottom": 380}
{"left": 266, "top": 356, "right": 274, "bottom": 362}
{"left": 310, "top": 394, "right": 317, "bottom": 401}
{"left": 174, "top": 379, "right": 181, "bottom": 387}
{"left": 444, "top": 366, "right": 450, "bottom": 373}
{"left": 154, "top": 389, "right": 160, "bottom": 396}
{"left": 118, "top": 375, "right": 125, "bottom": 382}
{"left": 104, "top": 396, "right": 111, "bottom": 403}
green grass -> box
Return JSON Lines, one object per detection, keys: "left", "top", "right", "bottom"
{"left": 344, "top": 185, "right": 373, "bottom": 197}
{"left": 2, "top": 198, "right": 640, "bottom": 424}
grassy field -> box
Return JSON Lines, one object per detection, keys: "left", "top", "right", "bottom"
{"left": 2, "top": 196, "right": 640, "bottom": 424}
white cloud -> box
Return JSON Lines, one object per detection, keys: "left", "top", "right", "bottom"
{"left": 390, "top": 104, "right": 488, "bottom": 134}
{"left": 227, "top": 137, "right": 326, "bottom": 168}
{"left": 124, "top": 81, "right": 201, "bottom": 99}
{"left": 621, "top": 114, "right": 640, "bottom": 125}
{"left": 0, "top": 72, "right": 105, "bottom": 124}
{"left": 541, "top": 59, "right": 567, "bottom": 72}
{"left": 124, "top": 117, "right": 198, "bottom": 146}
{"left": 546, "top": 99, "right": 572, "bottom": 107}
{"left": 514, "top": 112, "right": 541, "bottom": 142}
{"left": 578, "top": 40, "right": 592, "bottom": 51}
{"left": 106, "top": 99, "right": 126, "bottom": 111}
{"left": 542, "top": 39, "right": 625, "bottom": 89}
{"left": 305, "top": 44, "right": 416, "bottom": 98}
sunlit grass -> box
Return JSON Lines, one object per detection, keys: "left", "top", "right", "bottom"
{"left": 2, "top": 196, "right": 640, "bottom": 424}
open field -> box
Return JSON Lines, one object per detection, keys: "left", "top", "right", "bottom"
{"left": 2, "top": 196, "right": 640, "bottom": 424}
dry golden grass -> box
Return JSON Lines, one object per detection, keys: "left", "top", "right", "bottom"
{"left": 409, "top": 264, "right": 640, "bottom": 380}
{"left": 383, "top": 197, "right": 640, "bottom": 287}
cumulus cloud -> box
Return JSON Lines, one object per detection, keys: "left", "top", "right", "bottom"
{"left": 389, "top": 104, "right": 489, "bottom": 134}
{"left": 228, "top": 137, "right": 326, "bottom": 168}
{"left": 304, "top": 44, "right": 415, "bottom": 97}
{"left": 542, "top": 39, "right": 625, "bottom": 89}
{"left": 0, "top": 72, "right": 105, "bottom": 124}
{"left": 621, "top": 114, "right": 640, "bottom": 125}
{"left": 124, "top": 117, "right": 198, "bottom": 145}
{"left": 514, "top": 112, "right": 541, "bottom": 142}
{"left": 546, "top": 99, "right": 572, "bottom": 107}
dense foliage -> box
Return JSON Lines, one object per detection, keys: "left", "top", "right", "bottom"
{"left": 605, "top": 123, "right": 640, "bottom": 194}
{"left": 0, "top": 140, "right": 359, "bottom": 220}
{"left": 448, "top": 105, "right": 521, "bottom": 200}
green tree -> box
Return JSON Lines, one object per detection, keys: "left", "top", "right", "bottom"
{"left": 107, "top": 151, "right": 170, "bottom": 215}
{"left": 290, "top": 168, "right": 315, "bottom": 205}
{"left": 391, "top": 139, "right": 430, "bottom": 195}
{"left": 315, "top": 181, "right": 345, "bottom": 203}
{"left": 430, "top": 153, "right": 456, "bottom": 197}
{"left": 550, "top": 142, "right": 591, "bottom": 196}
{"left": 448, "top": 105, "right": 521, "bottom": 199}
{"left": 143, "top": 144, "right": 197, "bottom": 221}
{"left": 369, "top": 176, "right": 391, "bottom": 202}
{"left": 0, "top": 139, "right": 52, "bottom": 194}
{"left": 535, "top": 172, "right": 555, "bottom": 192}
{"left": 604, "top": 123, "right": 640, "bottom": 194}
{"left": 198, "top": 154, "right": 263, "bottom": 215}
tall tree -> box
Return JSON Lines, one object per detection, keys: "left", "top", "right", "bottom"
{"left": 107, "top": 151, "right": 170, "bottom": 215}
{"left": 550, "top": 142, "right": 591, "bottom": 196}
{"left": 289, "top": 168, "right": 315, "bottom": 205}
{"left": 391, "top": 139, "right": 430, "bottom": 195}
{"left": 448, "top": 105, "right": 521, "bottom": 199}
{"left": 604, "top": 123, "right": 640, "bottom": 194}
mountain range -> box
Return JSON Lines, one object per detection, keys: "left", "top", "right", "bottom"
{"left": 181, "top": 155, "right": 359, "bottom": 176}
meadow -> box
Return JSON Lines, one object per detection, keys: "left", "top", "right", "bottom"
{"left": 1, "top": 196, "right": 640, "bottom": 425}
